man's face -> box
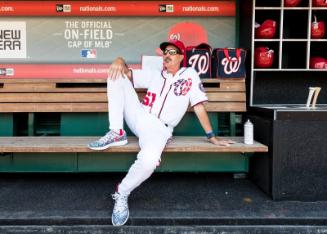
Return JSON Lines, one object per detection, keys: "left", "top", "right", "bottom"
{"left": 162, "top": 45, "right": 184, "bottom": 71}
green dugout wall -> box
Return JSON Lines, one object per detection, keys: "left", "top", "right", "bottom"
{"left": 0, "top": 112, "right": 248, "bottom": 172}
{"left": 0, "top": 0, "right": 249, "bottom": 172}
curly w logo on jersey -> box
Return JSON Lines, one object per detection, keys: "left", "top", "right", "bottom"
{"left": 173, "top": 78, "right": 192, "bottom": 96}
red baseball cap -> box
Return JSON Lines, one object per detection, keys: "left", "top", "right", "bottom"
{"left": 167, "top": 22, "right": 208, "bottom": 47}
{"left": 160, "top": 39, "right": 186, "bottom": 54}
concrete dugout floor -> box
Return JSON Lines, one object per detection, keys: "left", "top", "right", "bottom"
{"left": 0, "top": 173, "right": 327, "bottom": 233}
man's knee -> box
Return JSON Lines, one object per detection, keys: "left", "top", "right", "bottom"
{"left": 137, "top": 150, "right": 161, "bottom": 171}
{"left": 107, "top": 77, "right": 121, "bottom": 86}
{"left": 107, "top": 76, "right": 130, "bottom": 90}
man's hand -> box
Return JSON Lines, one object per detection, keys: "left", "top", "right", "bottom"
{"left": 193, "top": 104, "right": 236, "bottom": 146}
{"left": 209, "top": 137, "right": 236, "bottom": 146}
{"left": 108, "top": 57, "right": 131, "bottom": 81}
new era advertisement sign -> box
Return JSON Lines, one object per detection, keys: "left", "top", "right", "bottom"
{"left": 0, "top": 21, "right": 26, "bottom": 58}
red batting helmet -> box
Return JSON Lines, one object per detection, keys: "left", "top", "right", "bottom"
{"left": 255, "top": 20, "right": 277, "bottom": 39}
{"left": 311, "top": 15, "right": 325, "bottom": 39}
{"left": 310, "top": 57, "right": 327, "bottom": 69}
{"left": 313, "top": 0, "right": 327, "bottom": 7}
{"left": 284, "top": 0, "right": 302, "bottom": 7}
{"left": 255, "top": 47, "right": 275, "bottom": 68}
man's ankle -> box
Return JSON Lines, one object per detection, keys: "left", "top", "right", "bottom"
{"left": 110, "top": 129, "right": 124, "bottom": 136}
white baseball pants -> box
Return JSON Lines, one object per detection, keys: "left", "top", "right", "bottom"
{"left": 107, "top": 77, "right": 172, "bottom": 196}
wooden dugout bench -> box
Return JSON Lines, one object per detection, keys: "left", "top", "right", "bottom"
{"left": 0, "top": 78, "right": 267, "bottom": 173}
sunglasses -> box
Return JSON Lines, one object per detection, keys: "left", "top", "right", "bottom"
{"left": 163, "top": 49, "right": 181, "bottom": 55}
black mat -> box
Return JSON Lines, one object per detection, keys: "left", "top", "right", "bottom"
{"left": 0, "top": 173, "right": 327, "bottom": 226}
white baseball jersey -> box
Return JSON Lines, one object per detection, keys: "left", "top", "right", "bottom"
{"left": 132, "top": 67, "right": 208, "bottom": 128}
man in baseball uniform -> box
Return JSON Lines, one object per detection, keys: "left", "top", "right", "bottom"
{"left": 88, "top": 39, "right": 234, "bottom": 226}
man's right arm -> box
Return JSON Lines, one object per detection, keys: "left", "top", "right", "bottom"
{"left": 108, "top": 57, "right": 160, "bottom": 89}
{"left": 108, "top": 57, "right": 132, "bottom": 81}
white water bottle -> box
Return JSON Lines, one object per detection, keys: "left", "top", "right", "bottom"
{"left": 244, "top": 119, "right": 253, "bottom": 145}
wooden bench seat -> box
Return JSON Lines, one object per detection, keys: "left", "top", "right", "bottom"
{"left": 0, "top": 136, "right": 268, "bottom": 153}
{"left": 0, "top": 136, "right": 267, "bottom": 172}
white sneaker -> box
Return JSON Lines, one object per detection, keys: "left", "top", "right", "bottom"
{"left": 111, "top": 192, "right": 129, "bottom": 226}
{"left": 88, "top": 130, "right": 128, "bottom": 150}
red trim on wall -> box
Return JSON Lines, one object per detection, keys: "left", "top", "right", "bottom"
{"left": 0, "top": 1, "right": 236, "bottom": 17}
{"left": 0, "top": 64, "right": 141, "bottom": 79}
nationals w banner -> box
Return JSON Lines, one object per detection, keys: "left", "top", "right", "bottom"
{"left": 212, "top": 48, "right": 247, "bottom": 78}
{"left": 186, "top": 43, "right": 211, "bottom": 79}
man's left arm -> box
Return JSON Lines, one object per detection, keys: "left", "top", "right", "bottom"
{"left": 193, "top": 103, "right": 235, "bottom": 146}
